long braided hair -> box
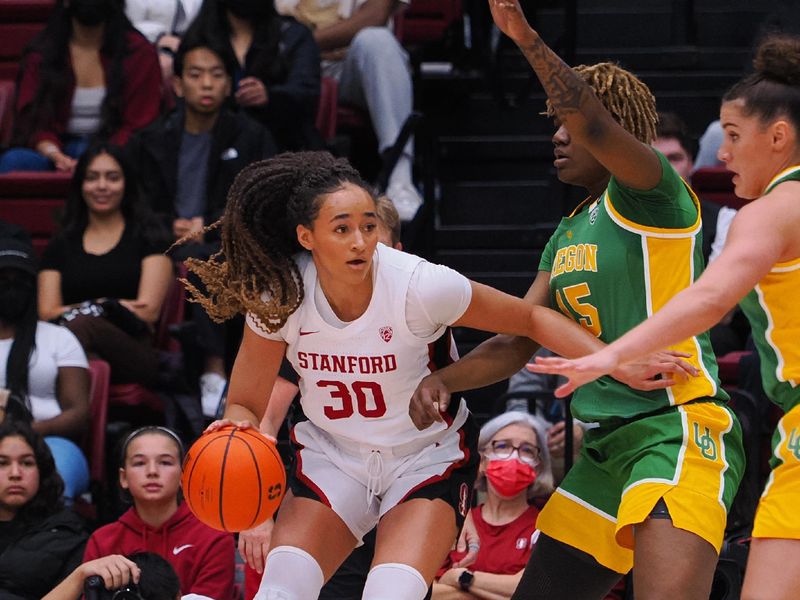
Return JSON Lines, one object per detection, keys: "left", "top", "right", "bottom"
{"left": 545, "top": 62, "right": 659, "bottom": 144}
{"left": 183, "top": 152, "right": 370, "bottom": 333}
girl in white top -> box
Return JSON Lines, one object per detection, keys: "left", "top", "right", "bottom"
{"left": 187, "top": 151, "right": 686, "bottom": 600}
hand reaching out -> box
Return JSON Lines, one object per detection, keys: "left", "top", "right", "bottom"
{"left": 527, "top": 348, "right": 698, "bottom": 397}
{"left": 527, "top": 349, "right": 623, "bottom": 397}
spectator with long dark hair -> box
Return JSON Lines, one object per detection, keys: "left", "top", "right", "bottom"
{"left": 187, "top": 0, "right": 321, "bottom": 151}
{"left": 0, "top": 235, "right": 90, "bottom": 502}
{"left": 0, "top": 0, "right": 162, "bottom": 174}
{"left": 38, "top": 144, "right": 173, "bottom": 387}
{"left": 0, "top": 419, "right": 88, "bottom": 599}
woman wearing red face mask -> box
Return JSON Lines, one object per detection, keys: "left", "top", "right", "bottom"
{"left": 432, "top": 412, "right": 553, "bottom": 600}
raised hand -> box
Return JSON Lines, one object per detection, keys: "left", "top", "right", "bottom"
{"left": 488, "top": 0, "right": 537, "bottom": 46}
{"left": 408, "top": 372, "right": 450, "bottom": 430}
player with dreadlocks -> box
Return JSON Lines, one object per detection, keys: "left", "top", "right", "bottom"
{"left": 183, "top": 151, "right": 693, "bottom": 600}
{"left": 409, "top": 2, "right": 745, "bottom": 599}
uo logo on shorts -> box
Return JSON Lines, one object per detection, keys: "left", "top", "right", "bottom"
{"left": 693, "top": 423, "right": 717, "bottom": 461}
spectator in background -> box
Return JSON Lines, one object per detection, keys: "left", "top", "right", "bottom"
{"left": 84, "top": 426, "right": 235, "bottom": 600}
{"left": 0, "top": 236, "right": 90, "bottom": 502}
{"left": 44, "top": 552, "right": 182, "bottom": 600}
{"left": 125, "top": 0, "right": 204, "bottom": 81}
{"left": 653, "top": 112, "right": 747, "bottom": 356}
{"left": 503, "top": 348, "right": 587, "bottom": 485}
{"left": 432, "top": 412, "right": 553, "bottom": 600}
{"left": 276, "top": 0, "right": 422, "bottom": 221}
{"left": 0, "top": 419, "right": 89, "bottom": 600}
{"left": 127, "top": 33, "right": 277, "bottom": 416}
{"left": 38, "top": 144, "right": 173, "bottom": 387}
{"left": 0, "top": 0, "right": 162, "bottom": 174}
{"left": 653, "top": 112, "right": 737, "bottom": 263}
{"left": 188, "top": 0, "right": 320, "bottom": 152}
{"left": 693, "top": 120, "right": 724, "bottom": 171}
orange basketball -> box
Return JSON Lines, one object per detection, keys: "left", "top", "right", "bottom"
{"left": 181, "top": 427, "right": 286, "bottom": 532}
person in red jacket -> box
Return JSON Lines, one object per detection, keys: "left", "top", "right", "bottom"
{"left": 0, "top": 0, "right": 162, "bottom": 174}
{"left": 83, "top": 426, "right": 236, "bottom": 600}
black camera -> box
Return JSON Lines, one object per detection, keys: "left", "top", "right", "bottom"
{"left": 84, "top": 575, "right": 143, "bottom": 600}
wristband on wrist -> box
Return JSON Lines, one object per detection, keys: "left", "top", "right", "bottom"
{"left": 458, "top": 569, "right": 474, "bottom": 592}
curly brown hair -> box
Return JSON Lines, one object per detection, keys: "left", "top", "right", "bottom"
{"left": 182, "top": 152, "right": 371, "bottom": 333}
{"left": 724, "top": 34, "right": 800, "bottom": 129}
{"left": 545, "top": 62, "right": 658, "bottom": 144}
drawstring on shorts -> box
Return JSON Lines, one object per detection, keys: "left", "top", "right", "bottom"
{"left": 366, "top": 450, "right": 384, "bottom": 507}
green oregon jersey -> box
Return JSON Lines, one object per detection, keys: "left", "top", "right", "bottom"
{"left": 738, "top": 166, "right": 800, "bottom": 413}
{"left": 540, "top": 151, "right": 726, "bottom": 423}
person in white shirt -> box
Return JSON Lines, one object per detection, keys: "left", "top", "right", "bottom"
{"left": 183, "top": 151, "right": 691, "bottom": 600}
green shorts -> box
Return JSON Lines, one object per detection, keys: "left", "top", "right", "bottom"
{"left": 537, "top": 400, "right": 744, "bottom": 573}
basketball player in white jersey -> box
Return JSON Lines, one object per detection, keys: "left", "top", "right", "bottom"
{"left": 185, "top": 152, "right": 691, "bottom": 600}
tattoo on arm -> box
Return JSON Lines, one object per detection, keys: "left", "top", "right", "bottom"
{"left": 520, "top": 38, "right": 588, "bottom": 117}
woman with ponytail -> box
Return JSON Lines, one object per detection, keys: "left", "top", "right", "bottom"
{"left": 187, "top": 151, "right": 689, "bottom": 600}
{"left": 529, "top": 33, "right": 800, "bottom": 598}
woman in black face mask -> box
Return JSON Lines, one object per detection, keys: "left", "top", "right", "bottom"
{"left": 0, "top": 235, "right": 91, "bottom": 504}
{"left": 186, "top": 0, "right": 322, "bottom": 151}
{"left": 0, "top": 0, "right": 162, "bottom": 174}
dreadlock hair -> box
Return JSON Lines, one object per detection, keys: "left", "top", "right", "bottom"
{"left": 183, "top": 151, "right": 371, "bottom": 333}
{"left": 724, "top": 34, "right": 800, "bottom": 131}
{"left": 545, "top": 62, "right": 658, "bottom": 144}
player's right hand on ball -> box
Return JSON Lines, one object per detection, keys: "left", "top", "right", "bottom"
{"left": 205, "top": 419, "right": 278, "bottom": 443}
{"left": 409, "top": 373, "right": 450, "bottom": 430}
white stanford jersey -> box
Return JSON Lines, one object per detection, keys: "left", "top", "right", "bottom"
{"left": 277, "top": 245, "right": 464, "bottom": 448}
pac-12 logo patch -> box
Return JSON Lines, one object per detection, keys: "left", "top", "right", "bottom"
{"left": 516, "top": 537, "right": 528, "bottom": 550}
{"left": 458, "top": 483, "right": 469, "bottom": 517}
{"left": 379, "top": 326, "right": 393, "bottom": 343}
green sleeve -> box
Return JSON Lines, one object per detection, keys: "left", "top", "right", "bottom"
{"left": 607, "top": 149, "right": 698, "bottom": 229}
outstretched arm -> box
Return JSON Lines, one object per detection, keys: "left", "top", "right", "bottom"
{"left": 410, "top": 272, "right": 695, "bottom": 429}
{"left": 530, "top": 192, "right": 799, "bottom": 395}
{"left": 489, "top": 0, "right": 661, "bottom": 189}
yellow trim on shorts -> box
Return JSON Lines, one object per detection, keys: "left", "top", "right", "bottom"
{"left": 753, "top": 405, "right": 800, "bottom": 539}
{"left": 537, "top": 488, "right": 631, "bottom": 574}
{"left": 617, "top": 403, "right": 733, "bottom": 554}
